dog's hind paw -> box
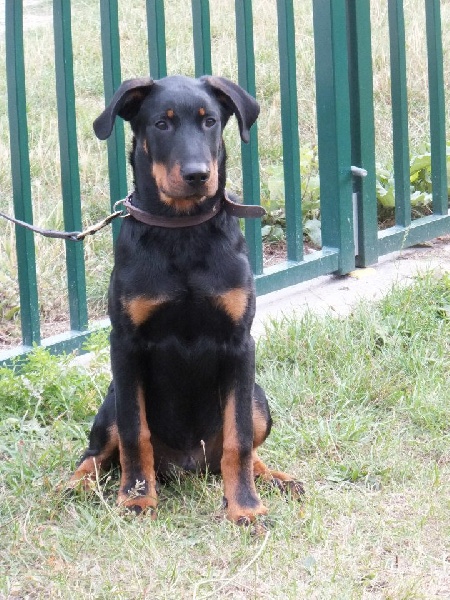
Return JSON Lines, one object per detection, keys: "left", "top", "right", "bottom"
{"left": 270, "top": 477, "right": 305, "bottom": 500}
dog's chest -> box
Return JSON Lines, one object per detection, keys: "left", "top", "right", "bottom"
{"left": 116, "top": 240, "right": 253, "bottom": 339}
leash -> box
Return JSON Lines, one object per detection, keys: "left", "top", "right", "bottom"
{"left": 0, "top": 205, "right": 125, "bottom": 241}
{"left": 0, "top": 190, "right": 265, "bottom": 240}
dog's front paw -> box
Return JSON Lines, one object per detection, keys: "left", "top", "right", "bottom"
{"left": 117, "top": 480, "right": 158, "bottom": 517}
{"left": 224, "top": 498, "right": 268, "bottom": 524}
{"left": 117, "top": 492, "right": 158, "bottom": 517}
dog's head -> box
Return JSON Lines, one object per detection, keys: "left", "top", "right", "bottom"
{"left": 94, "top": 75, "right": 259, "bottom": 212}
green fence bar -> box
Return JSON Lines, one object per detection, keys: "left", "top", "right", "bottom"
{"left": 425, "top": 0, "right": 448, "bottom": 216}
{"left": 4, "top": 0, "right": 450, "bottom": 368}
{"left": 5, "top": 0, "right": 41, "bottom": 347}
{"left": 100, "top": 0, "right": 128, "bottom": 241}
{"left": 378, "top": 213, "right": 450, "bottom": 255}
{"left": 276, "top": 0, "right": 303, "bottom": 263}
{"left": 255, "top": 248, "right": 339, "bottom": 296}
{"left": 147, "top": 0, "right": 167, "bottom": 79}
{"left": 347, "top": 0, "right": 378, "bottom": 267}
{"left": 313, "top": 0, "right": 354, "bottom": 274}
{"left": 53, "top": 0, "right": 88, "bottom": 332}
{"left": 192, "top": 0, "right": 212, "bottom": 76}
{"left": 235, "top": 0, "right": 263, "bottom": 275}
{"left": 388, "top": 0, "right": 411, "bottom": 228}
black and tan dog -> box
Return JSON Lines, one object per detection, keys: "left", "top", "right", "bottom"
{"left": 69, "top": 75, "right": 302, "bottom": 523}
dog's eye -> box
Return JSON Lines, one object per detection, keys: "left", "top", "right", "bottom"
{"left": 204, "top": 117, "right": 217, "bottom": 128}
{"left": 155, "top": 120, "right": 169, "bottom": 131}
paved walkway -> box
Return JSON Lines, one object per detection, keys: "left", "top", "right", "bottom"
{"left": 252, "top": 235, "right": 450, "bottom": 338}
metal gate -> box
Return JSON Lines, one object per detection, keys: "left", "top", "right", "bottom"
{"left": 1, "top": 0, "right": 448, "bottom": 366}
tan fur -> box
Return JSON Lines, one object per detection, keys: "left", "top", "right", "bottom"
{"left": 221, "top": 394, "right": 267, "bottom": 522}
{"left": 67, "top": 424, "right": 119, "bottom": 490}
{"left": 159, "top": 191, "right": 200, "bottom": 213}
{"left": 252, "top": 406, "right": 269, "bottom": 448}
{"left": 117, "top": 387, "right": 157, "bottom": 513}
{"left": 152, "top": 161, "right": 219, "bottom": 214}
{"left": 214, "top": 288, "right": 249, "bottom": 323}
{"left": 122, "top": 296, "right": 167, "bottom": 326}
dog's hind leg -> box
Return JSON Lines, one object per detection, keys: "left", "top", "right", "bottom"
{"left": 67, "top": 383, "right": 119, "bottom": 490}
{"left": 252, "top": 384, "right": 305, "bottom": 499}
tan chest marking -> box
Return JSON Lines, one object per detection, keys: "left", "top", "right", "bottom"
{"left": 214, "top": 288, "right": 249, "bottom": 323}
{"left": 122, "top": 296, "right": 167, "bottom": 326}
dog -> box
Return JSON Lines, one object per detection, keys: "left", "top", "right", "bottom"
{"left": 68, "top": 75, "right": 302, "bottom": 523}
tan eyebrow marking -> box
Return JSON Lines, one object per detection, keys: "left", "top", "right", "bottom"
{"left": 199, "top": 107, "right": 206, "bottom": 116}
{"left": 166, "top": 109, "right": 174, "bottom": 118}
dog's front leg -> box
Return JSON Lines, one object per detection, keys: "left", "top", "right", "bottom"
{"left": 221, "top": 341, "right": 268, "bottom": 523}
{"left": 111, "top": 336, "right": 158, "bottom": 515}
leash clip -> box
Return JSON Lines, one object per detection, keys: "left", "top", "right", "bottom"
{"left": 113, "top": 194, "right": 132, "bottom": 218}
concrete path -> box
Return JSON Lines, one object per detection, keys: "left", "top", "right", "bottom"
{"left": 252, "top": 235, "right": 450, "bottom": 338}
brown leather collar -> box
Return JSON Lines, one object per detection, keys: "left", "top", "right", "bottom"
{"left": 123, "top": 191, "right": 265, "bottom": 228}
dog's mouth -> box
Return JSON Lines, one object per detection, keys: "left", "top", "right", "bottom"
{"left": 158, "top": 188, "right": 214, "bottom": 213}
{"left": 160, "top": 187, "right": 208, "bottom": 201}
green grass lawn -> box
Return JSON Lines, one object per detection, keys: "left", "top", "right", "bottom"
{"left": 1, "top": 273, "right": 450, "bottom": 599}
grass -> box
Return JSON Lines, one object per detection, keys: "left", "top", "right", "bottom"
{"left": 1, "top": 0, "right": 450, "bottom": 345}
{"left": 1, "top": 273, "right": 450, "bottom": 598}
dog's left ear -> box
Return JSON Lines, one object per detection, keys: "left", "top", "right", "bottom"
{"left": 201, "top": 76, "right": 260, "bottom": 143}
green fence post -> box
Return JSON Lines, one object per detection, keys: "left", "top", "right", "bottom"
{"left": 235, "top": 0, "right": 263, "bottom": 275}
{"left": 313, "top": 0, "right": 354, "bottom": 275}
{"left": 388, "top": 0, "right": 411, "bottom": 228}
{"left": 425, "top": 0, "right": 448, "bottom": 216}
{"left": 192, "top": 0, "right": 212, "bottom": 76}
{"left": 100, "top": 0, "right": 128, "bottom": 242}
{"left": 53, "top": 0, "right": 88, "bottom": 332}
{"left": 5, "top": 0, "right": 41, "bottom": 347}
{"left": 347, "top": 0, "right": 378, "bottom": 267}
{"left": 147, "top": 0, "right": 167, "bottom": 79}
{"left": 276, "top": 0, "right": 303, "bottom": 263}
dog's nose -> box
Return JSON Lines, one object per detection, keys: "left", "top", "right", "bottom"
{"left": 182, "top": 164, "right": 210, "bottom": 187}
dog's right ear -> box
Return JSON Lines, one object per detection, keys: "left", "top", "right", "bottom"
{"left": 93, "top": 77, "right": 155, "bottom": 140}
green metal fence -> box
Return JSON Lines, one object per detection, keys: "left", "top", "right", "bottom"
{"left": 1, "top": 0, "right": 448, "bottom": 366}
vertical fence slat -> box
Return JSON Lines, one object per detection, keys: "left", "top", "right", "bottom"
{"left": 425, "top": 0, "right": 448, "bottom": 216}
{"left": 100, "top": 0, "right": 127, "bottom": 241}
{"left": 313, "top": 0, "right": 354, "bottom": 274}
{"left": 235, "top": 0, "right": 263, "bottom": 275}
{"left": 347, "top": 0, "right": 378, "bottom": 267}
{"left": 276, "top": 0, "right": 303, "bottom": 262}
{"left": 147, "top": 0, "right": 167, "bottom": 79}
{"left": 5, "top": 0, "right": 41, "bottom": 347}
{"left": 192, "top": 0, "right": 212, "bottom": 76}
{"left": 388, "top": 0, "right": 411, "bottom": 228}
{"left": 53, "top": 0, "right": 88, "bottom": 331}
